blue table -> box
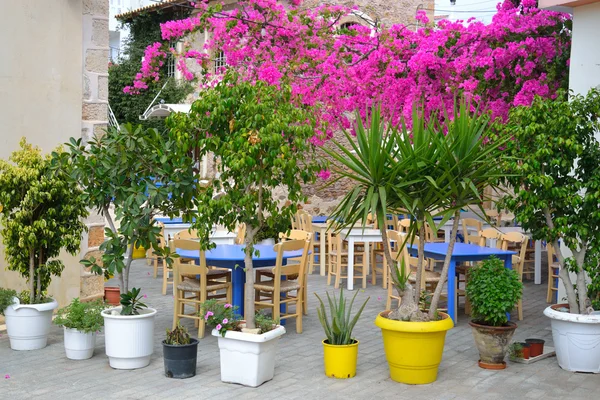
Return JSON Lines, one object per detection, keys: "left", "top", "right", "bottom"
{"left": 155, "top": 217, "right": 195, "bottom": 224}
{"left": 312, "top": 216, "right": 328, "bottom": 223}
{"left": 175, "top": 244, "right": 304, "bottom": 318}
{"left": 408, "top": 242, "right": 515, "bottom": 324}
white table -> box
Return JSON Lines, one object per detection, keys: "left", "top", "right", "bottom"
{"left": 340, "top": 228, "right": 383, "bottom": 290}
{"left": 163, "top": 224, "right": 236, "bottom": 245}
{"left": 312, "top": 223, "right": 329, "bottom": 276}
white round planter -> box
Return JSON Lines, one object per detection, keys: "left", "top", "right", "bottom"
{"left": 102, "top": 307, "right": 157, "bottom": 370}
{"left": 212, "top": 325, "right": 286, "bottom": 387}
{"left": 544, "top": 305, "right": 600, "bottom": 373}
{"left": 257, "top": 238, "right": 276, "bottom": 246}
{"left": 4, "top": 297, "right": 58, "bottom": 351}
{"left": 64, "top": 327, "right": 97, "bottom": 360}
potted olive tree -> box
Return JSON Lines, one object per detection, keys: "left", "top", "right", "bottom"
{"left": 0, "top": 139, "right": 87, "bottom": 351}
{"left": 315, "top": 289, "right": 370, "bottom": 379}
{"left": 54, "top": 298, "right": 105, "bottom": 360}
{"left": 163, "top": 324, "right": 199, "bottom": 379}
{"left": 466, "top": 256, "right": 522, "bottom": 369}
{"left": 169, "top": 70, "right": 324, "bottom": 386}
{"left": 501, "top": 89, "right": 600, "bottom": 373}
{"left": 326, "top": 100, "right": 507, "bottom": 384}
{"left": 101, "top": 287, "right": 157, "bottom": 369}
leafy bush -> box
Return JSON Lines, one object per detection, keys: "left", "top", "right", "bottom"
{"left": 0, "top": 288, "right": 17, "bottom": 315}
{"left": 254, "top": 311, "right": 278, "bottom": 334}
{"left": 200, "top": 299, "right": 241, "bottom": 337}
{"left": 466, "top": 256, "right": 522, "bottom": 326}
{"left": 54, "top": 298, "right": 105, "bottom": 333}
{"left": 165, "top": 323, "right": 191, "bottom": 345}
{"left": 315, "top": 288, "right": 369, "bottom": 345}
{"left": 119, "top": 288, "right": 147, "bottom": 316}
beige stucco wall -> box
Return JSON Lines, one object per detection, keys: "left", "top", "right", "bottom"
{"left": 0, "top": 0, "right": 99, "bottom": 308}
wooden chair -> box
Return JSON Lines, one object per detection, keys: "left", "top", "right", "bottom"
{"left": 175, "top": 229, "right": 199, "bottom": 240}
{"left": 254, "top": 239, "right": 310, "bottom": 333}
{"left": 151, "top": 222, "right": 166, "bottom": 279}
{"left": 462, "top": 218, "right": 483, "bottom": 245}
{"left": 485, "top": 209, "right": 502, "bottom": 226}
{"left": 327, "top": 227, "right": 367, "bottom": 289}
{"left": 296, "top": 211, "right": 318, "bottom": 274}
{"left": 478, "top": 228, "right": 503, "bottom": 248}
{"left": 547, "top": 243, "right": 560, "bottom": 303}
{"left": 500, "top": 231, "right": 529, "bottom": 321}
{"left": 369, "top": 215, "right": 387, "bottom": 288}
{"left": 171, "top": 239, "right": 232, "bottom": 338}
{"left": 397, "top": 218, "right": 411, "bottom": 233}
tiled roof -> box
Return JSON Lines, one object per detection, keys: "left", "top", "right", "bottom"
{"left": 115, "top": 0, "right": 190, "bottom": 21}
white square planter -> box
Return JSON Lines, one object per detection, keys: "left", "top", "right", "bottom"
{"left": 212, "top": 325, "right": 285, "bottom": 387}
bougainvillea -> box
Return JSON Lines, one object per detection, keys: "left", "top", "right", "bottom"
{"left": 126, "top": 0, "right": 571, "bottom": 140}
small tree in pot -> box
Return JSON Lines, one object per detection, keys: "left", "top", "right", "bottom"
{"left": 500, "top": 89, "right": 600, "bottom": 373}
{"left": 0, "top": 139, "right": 88, "bottom": 351}
{"left": 466, "top": 256, "right": 523, "bottom": 369}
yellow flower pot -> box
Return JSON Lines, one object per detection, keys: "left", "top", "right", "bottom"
{"left": 375, "top": 311, "right": 453, "bottom": 384}
{"left": 132, "top": 243, "right": 146, "bottom": 259}
{"left": 323, "top": 339, "right": 359, "bottom": 379}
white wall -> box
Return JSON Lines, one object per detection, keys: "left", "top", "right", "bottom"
{"left": 568, "top": 2, "right": 600, "bottom": 96}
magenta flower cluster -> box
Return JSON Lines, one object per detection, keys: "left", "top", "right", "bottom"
{"left": 128, "top": 0, "right": 570, "bottom": 140}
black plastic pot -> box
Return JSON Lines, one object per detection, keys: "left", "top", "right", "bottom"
{"left": 163, "top": 339, "right": 199, "bottom": 379}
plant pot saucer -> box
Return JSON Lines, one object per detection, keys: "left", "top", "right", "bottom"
{"left": 478, "top": 360, "right": 506, "bottom": 370}
{"left": 509, "top": 346, "right": 556, "bottom": 364}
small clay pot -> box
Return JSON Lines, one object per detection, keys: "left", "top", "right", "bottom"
{"left": 525, "top": 338, "right": 544, "bottom": 357}
{"left": 518, "top": 343, "right": 531, "bottom": 359}
{"left": 104, "top": 286, "right": 121, "bottom": 306}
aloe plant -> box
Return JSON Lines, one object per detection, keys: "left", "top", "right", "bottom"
{"left": 315, "top": 289, "right": 369, "bottom": 345}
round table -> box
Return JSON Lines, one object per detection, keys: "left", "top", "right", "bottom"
{"left": 175, "top": 244, "right": 304, "bottom": 316}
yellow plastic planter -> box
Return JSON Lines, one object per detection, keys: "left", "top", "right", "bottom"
{"left": 323, "top": 339, "right": 359, "bottom": 379}
{"left": 132, "top": 243, "right": 146, "bottom": 259}
{"left": 375, "top": 311, "right": 453, "bottom": 384}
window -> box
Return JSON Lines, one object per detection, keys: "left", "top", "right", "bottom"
{"left": 340, "top": 22, "right": 358, "bottom": 31}
{"left": 166, "top": 41, "right": 176, "bottom": 78}
{"left": 214, "top": 51, "right": 227, "bottom": 71}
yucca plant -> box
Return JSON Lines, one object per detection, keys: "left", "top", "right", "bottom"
{"left": 326, "top": 99, "right": 508, "bottom": 321}
{"left": 315, "top": 289, "right": 369, "bottom": 345}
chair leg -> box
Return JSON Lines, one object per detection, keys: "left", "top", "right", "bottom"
{"left": 162, "top": 264, "right": 169, "bottom": 295}
{"left": 371, "top": 249, "right": 377, "bottom": 286}
{"left": 296, "top": 295, "right": 303, "bottom": 334}
{"left": 153, "top": 257, "right": 158, "bottom": 279}
{"left": 386, "top": 283, "right": 392, "bottom": 311}
{"left": 172, "top": 291, "right": 180, "bottom": 329}
{"left": 303, "top": 283, "right": 308, "bottom": 316}
{"left": 327, "top": 254, "right": 333, "bottom": 286}
{"left": 334, "top": 261, "right": 341, "bottom": 289}
{"left": 518, "top": 299, "right": 523, "bottom": 321}
{"left": 382, "top": 256, "right": 388, "bottom": 289}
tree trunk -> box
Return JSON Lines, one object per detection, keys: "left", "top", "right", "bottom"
{"left": 380, "top": 227, "right": 400, "bottom": 288}
{"left": 243, "top": 228, "right": 258, "bottom": 329}
{"left": 413, "top": 221, "right": 426, "bottom": 304}
{"left": 29, "top": 248, "right": 35, "bottom": 304}
{"left": 429, "top": 210, "right": 460, "bottom": 319}
{"left": 36, "top": 247, "right": 43, "bottom": 304}
{"left": 123, "top": 243, "right": 133, "bottom": 293}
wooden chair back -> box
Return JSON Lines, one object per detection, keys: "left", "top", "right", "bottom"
{"left": 478, "top": 228, "right": 502, "bottom": 248}
{"left": 398, "top": 218, "right": 411, "bottom": 233}
{"left": 175, "top": 229, "right": 199, "bottom": 240}
{"left": 297, "top": 210, "right": 312, "bottom": 231}
{"left": 462, "top": 218, "right": 483, "bottom": 245}
{"left": 500, "top": 232, "right": 528, "bottom": 280}
{"left": 272, "top": 239, "right": 310, "bottom": 287}
{"left": 280, "top": 229, "right": 312, "bottom": 242}
{"left": 235, "top": 223, "right": 246, "bottom": 245}
{"left": 169, "top": 239, "right": 209, "bottom": 280}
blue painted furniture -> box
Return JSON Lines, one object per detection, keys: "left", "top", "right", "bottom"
{"left": 312, "top": 216, "right": 328, "bottom": 223}
{"left": 175, "top": 244, "right": 304, "bottom": 317}
{"left": 408, "top": 242, "right": 515, "bottom": 324}
{"left": 155, "top": 217, "right": 195, "bottom": 224}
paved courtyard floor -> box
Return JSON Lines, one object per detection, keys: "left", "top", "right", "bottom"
{"left": 1, "top": 258, "right": 599, "bottom": 400}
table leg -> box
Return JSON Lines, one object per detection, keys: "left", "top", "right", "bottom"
{"left": 232, "top": 265, "right": 246, "bottom": 318}
{"left": 534, "top": 240, "right": 541, "bottom": 285}
{"left": 347, "top": 238, "right": 355, "bottom": 290}
{"left": 320, "top": 227, "right": 326, "bottom": 276}
{"left": 364, "top": 242, "right": 370, "bottom": 289}
{"left": 447, "top": 260, "right": 456, "bottom": 324}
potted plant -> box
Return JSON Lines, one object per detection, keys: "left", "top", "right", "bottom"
{"left": 466, "top": 256, "right": 522, "bottom": 369}
{"left": 508, "top": 342, "right": 530, "bottom": 360}
{"left": 163, "top": 324, "right": 199, "bottom": 379}
{"left": 169, "top": 71, "right": 323, "bottom": 385}
{"left": 315, "top": 288, "right": 369, "bottom": 379}
{"left": 0, "top": 139, "right": 87, "bottom": 351}
{"left": 326, "top": 100, "right": 507, "bottom": 383}
{"left": 202, "top": 300, "right": 284, "bottom": 387}
{"left": 101, "top": 287, "right": 157, "bottom": 369}
{"left": 254, "top": 225, "right": 280, "bottom": 246}
{"left": 501, "top": 89, "right": 600, "bottom": 373}
{"left": 53, "top": 298, "right": 105, "bottom": 360}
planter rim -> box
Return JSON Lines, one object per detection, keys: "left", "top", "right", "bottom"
{"left": 375, "top": 310, "right": 453, "bottom": 333}
{"left": 101, "top": 307, "right": 157, "bottom": 320}
{"left": 469, "top": 320, "right": 517, "bottom": 331}
{"left": 63, "top": 327, "right": 98, "bottom": 335}
{"left": 211, "top": 324, "right": 285, "bottom": 342}
{"left": 322, "top": 339, "right": 359, "bottom": 348}
{"left": 8, "top": 297, "right": 58, "bottom": 312}
{"left": 104, "top": 286, "right": 120, "bottom": 291}
{"left": 544, "top": 305, "right": 600, "bottom": 324}
{"left": 162, "top": 338, "right": 199, "bottom": 348}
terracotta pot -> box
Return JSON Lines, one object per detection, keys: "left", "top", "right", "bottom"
{"left": 516, "top": 342, "right": 531, "bottom": 359}
{"left": 469, "top": 320, "right": 517, "bottom": 369}
{"left": 104, "top": 287, "right": 121, "bottom": 306}
{"left": 525, "top": 338, "right": 545, "bottom": 357}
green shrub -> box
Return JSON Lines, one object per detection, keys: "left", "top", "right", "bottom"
{"left": 0, "top": 288, "right": 17, "bottom": 315}
{"left": 53, "top": 298, "right": 105, "bottom": 333}
{"left": 315, "top": 288, "right": 369, "bottom": 345}
{"left": 466, "top": 256, "right": 522, "bottom": 326}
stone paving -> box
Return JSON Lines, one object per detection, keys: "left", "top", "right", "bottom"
{"left": 1, "top": 258, "right": 599, "bottom": 400}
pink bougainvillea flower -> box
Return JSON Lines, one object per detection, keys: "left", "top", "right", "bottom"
{"left": 317, "top": 169, "right": 331, "bottom": 180}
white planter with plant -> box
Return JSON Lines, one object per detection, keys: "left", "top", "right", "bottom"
{"left": 54, "top": 298, "right": 105, "bottom": 360}
{"left": 204, "top": 301, "right": 285, "bottom": 387}
{"left": 502, "top": 89, "right": 600, "bottom": 373}
{"left": 315, "top": 288, "right": 369, "bottom": 379}
{"left": 0, "top": 140, "right": 87, "bottom": 351}
{"left": 102, "top": 288, "right": 156, "bottom": 370}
